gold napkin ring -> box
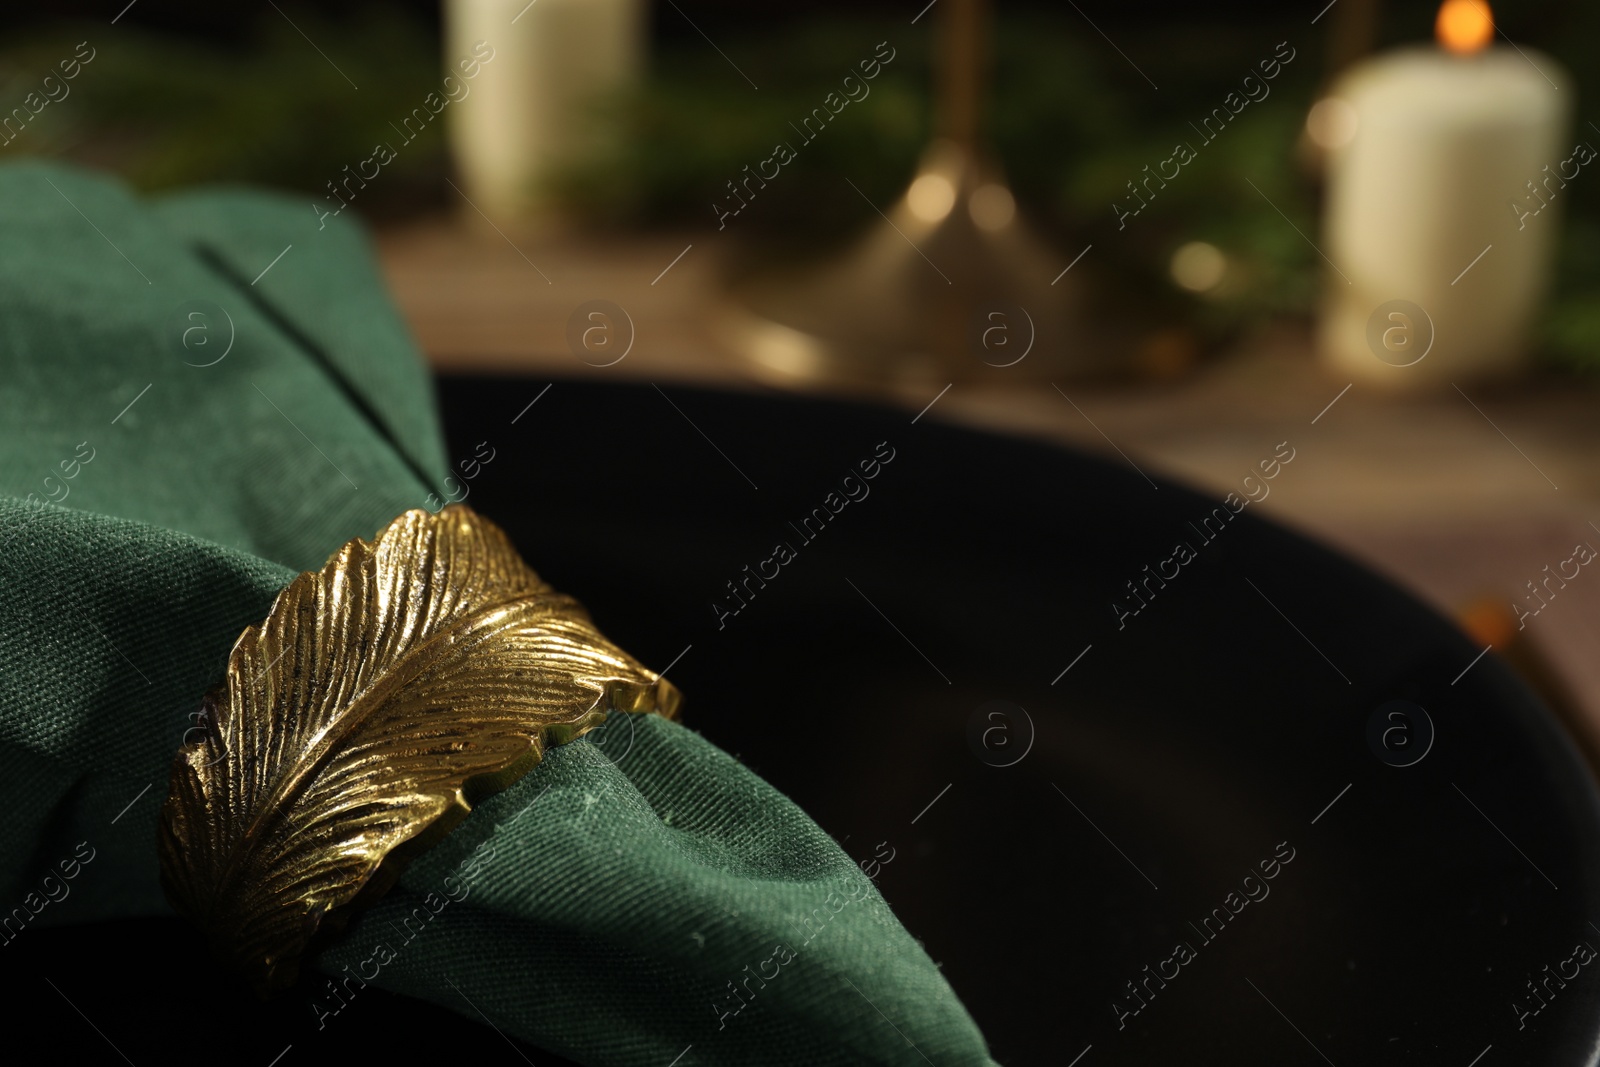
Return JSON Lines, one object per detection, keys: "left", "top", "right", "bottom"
{"left": 157, "top": 505, "right": 680, "bottom": 993}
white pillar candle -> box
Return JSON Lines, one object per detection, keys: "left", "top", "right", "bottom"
{"left": 1317, "top": 4, "right": 1570, "bottom": 388}
{"left": 445, "top": 0, "right": 646, "bottom": 227}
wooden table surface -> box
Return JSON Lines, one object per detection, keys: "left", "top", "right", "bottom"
{"left": 378, "top": 219, "right": 1600, "bottom": 761}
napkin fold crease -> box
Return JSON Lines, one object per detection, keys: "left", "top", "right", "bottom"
{"left": 0, "top": 162, "right": 994, "bottom": 1067}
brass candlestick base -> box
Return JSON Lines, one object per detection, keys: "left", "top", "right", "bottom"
{"left": 718, "top": 141, "right": 1097, "bottom": 387}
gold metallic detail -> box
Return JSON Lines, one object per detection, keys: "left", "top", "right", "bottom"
{"left": 157, "top": 505, "right": 680, "bottom": 994}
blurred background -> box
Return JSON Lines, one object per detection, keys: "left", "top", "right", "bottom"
{"left": 7, "top": 0, "right": 1600, "bottom": 754}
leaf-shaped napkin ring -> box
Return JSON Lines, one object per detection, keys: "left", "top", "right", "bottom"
{"left": 157, "top": 505, "right": 681, "bottom": 994}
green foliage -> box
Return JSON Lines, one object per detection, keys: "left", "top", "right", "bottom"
{"left": 2, "top": 5, "right": 1596, "bottom": 366}
{"left": 0, "top": 9, "right": 445, "bottom": 216}
{"left": 553, "top": 14, "right": 1332, "bottom": 341}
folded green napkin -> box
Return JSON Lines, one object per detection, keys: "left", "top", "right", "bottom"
{"left": 0, "top": 162, "right": 994, "bottom": 1066}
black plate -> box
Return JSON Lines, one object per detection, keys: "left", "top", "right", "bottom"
{"left": 17, "top": 376, "right": 1600, "bottom": 1066}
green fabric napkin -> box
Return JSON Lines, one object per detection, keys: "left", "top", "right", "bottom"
{"left": 0, "top": 162, "right": 994, "bottom": 1066}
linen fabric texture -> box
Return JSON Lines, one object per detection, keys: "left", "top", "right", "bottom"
{"left": 0, "top": 163, "right": 994, "bottom": 1066}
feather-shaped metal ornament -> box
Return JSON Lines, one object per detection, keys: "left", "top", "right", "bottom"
{"left": 157, "top": 505, "right": 680, "bottom": 993}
